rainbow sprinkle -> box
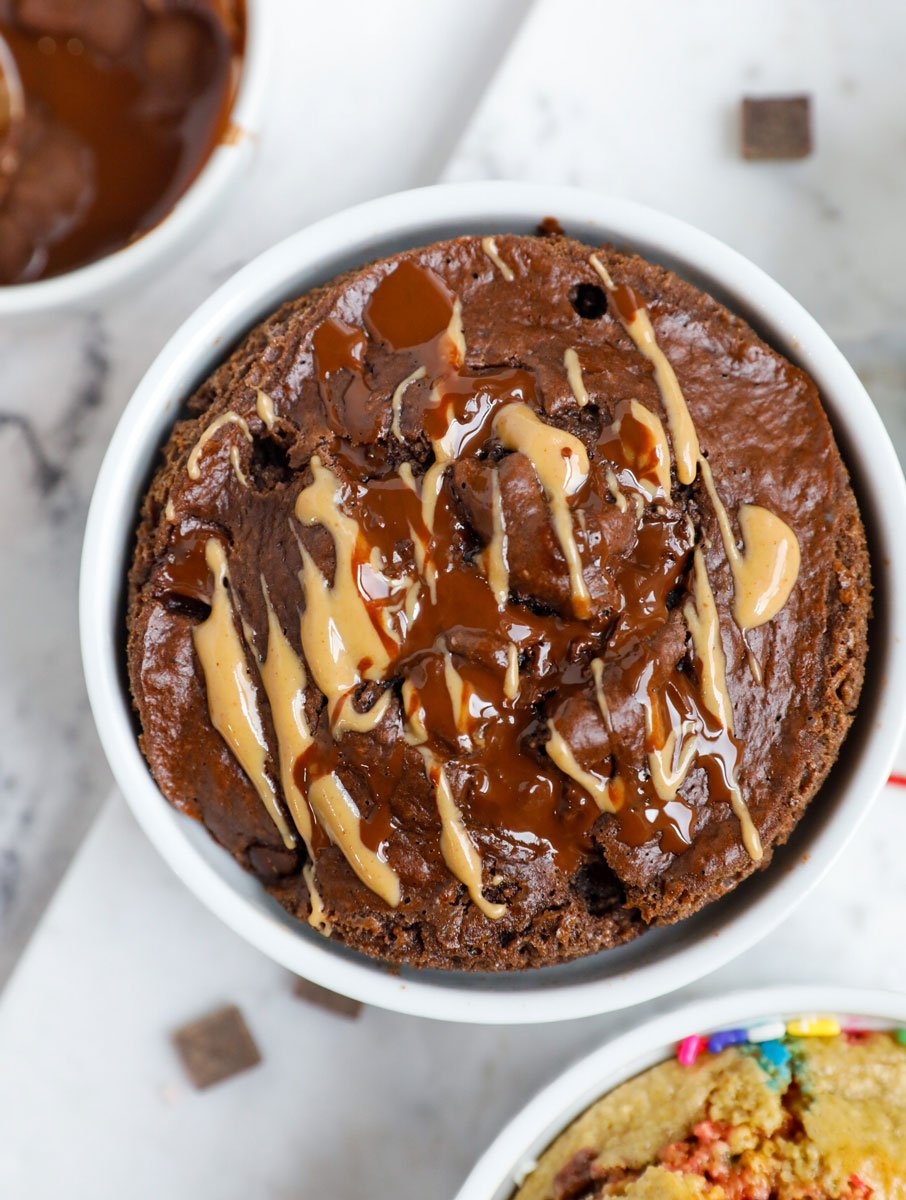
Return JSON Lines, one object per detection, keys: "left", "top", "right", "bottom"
{"left": 677, "top": 1035, "right": 707, "bottom": 1066}
{"left": 676, "top": 1015, "right": 886, "bottom": 1067}
{"left": 707, "top": 1028, "right": 747, "bottom": 1054}
{"left": 786, "top": 1017, "right": 841, "bottom": 1038}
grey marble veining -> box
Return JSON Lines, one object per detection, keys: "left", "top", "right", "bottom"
{"left": 0, "top": 0, "right": 529, "bottom": 987}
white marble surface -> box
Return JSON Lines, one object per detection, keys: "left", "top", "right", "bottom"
{"left": 0, "top": 0, "right": 528, "bottom": 987}
{"left": 2, "top": 785, "right": 905, "bottom": 1199}
{"left": 3, "top": 1, "right": 906, "bottom": 1196}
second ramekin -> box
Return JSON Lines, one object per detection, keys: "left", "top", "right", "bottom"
{"left": 454, "top": 985, "right": 906, "bottom": 1199}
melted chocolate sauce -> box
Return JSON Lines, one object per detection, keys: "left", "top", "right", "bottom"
{"left": 0, "top": 1, "right": 243, "bottom": 284}
{"left": 288, "top": 261, "right": 738, "bottom": 870}
{"left": 179, "top": 257, "right": 757, "bottom": 889}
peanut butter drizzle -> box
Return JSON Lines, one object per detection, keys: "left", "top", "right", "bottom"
{"left": 590, "top": 658, "right": 612, "bottom": 730}
{"left": 256, "top": 582, "right": 315, "bottom": 849}
{"left": 647, "top": 720, "right": 698, "bottom": 802}
{"left": 699, "top": 457, "right": 801, "bottom": 631}
{"left": 402, "top": 678, "right": 428, "bottom": 745}
{"left": 604, "top": 467, "right": 628, "bottom": 513}
{"left": 442, "top": 650, "right": 471, "bottom": 738}
{"left": 482, "top": 468, "right": 510, "bottom": 609}
{"left": 493, "top": 403, "right": 592, "bottom": 619}
{"left": 683, "top": 548, "right": 736, "bottom": 733}
{"left": 192, "top": 539, "right": 296, "bottom": 849}
{"left": 256, "top": 389, "right": 276, "bottom": 430}
{"left": 418, "top": 748, "right": 506, "bottom": 920}
{"left": 306, "top": 772, "right": 401, "bottom": 908}
{"left": 332, "top": 689, "right": 393, "bottom": 737}
{"left": 391, "top": 366, "right": 426, "bottom": 440}
{"left": 622, "top": 401, "right": 672, "bottom": 501}
{"left": 303, "top": 861, "right": 331, "bottom": 935}
{"left": 681, "top": 551, "right": 762, "bottom": 860}
{"left": 589, "top": 253, "right": 700, "bottom": 485}
{"left": 504, "top": 641, "right": 520, "bottom": 701}
{"left": 564, "top": 347, "right": 589, "bottom": 407}
{"left": 294, "top": 456, "right": 395, "bottom": 709}
{"left": 481, "top": 236, "right": 515, "bottom": 282}
{"left": 545, "top": 722, "right": 617, "bottom": 813}
{"left": 183, "top": 253, "right": 805, "bottom": 913}
{"left": 187, "top": 412, "right": 252, "bottom": 483}
{"left": 589, "top": 258, "right": 801, "bottom": 860}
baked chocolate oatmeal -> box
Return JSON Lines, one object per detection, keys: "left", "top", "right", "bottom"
{"left": 127, "top": 232, "right": 869, "bottom": 970}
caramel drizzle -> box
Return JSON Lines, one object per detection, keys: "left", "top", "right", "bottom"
{"left": 192, "top": 540, "right": 296, "bottom": 850}
{"left": 187, "top": 412, "right": 253, "bottom": 484}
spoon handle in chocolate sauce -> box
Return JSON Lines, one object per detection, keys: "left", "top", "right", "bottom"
{"left": 0, "top": 32, "right": 24, "bottom": 145}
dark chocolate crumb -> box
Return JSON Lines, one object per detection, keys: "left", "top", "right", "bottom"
{"left": 741, "top": 95, "right": 812, "bottom": 160}
{"left": 172, "top": 1004, "right": 261, "bottom": 1089}
{"left": 292, "top": 976, "right": 363, "bottom": 1019}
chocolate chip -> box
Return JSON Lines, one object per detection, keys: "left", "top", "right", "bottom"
{"left": 172, "top": 1004, "right": 261, "bottom": 1089}
{"left": 741, "top": 96, "right": 812, "bottom": 160}
{"left": 569, "top": 283, "right": 608, "bottom": 320}
{"left": 292, "top": 976, "right": 363, "bottom": 1019}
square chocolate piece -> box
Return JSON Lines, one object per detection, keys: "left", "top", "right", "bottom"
{"left": 292, "top": 976, "right": 363, "bottom": 1019}
{"left": 172, "top": 1004, "right": 261, "bottom": 1090}
{"left": 741, "top": 96, "right": 812, "bottom": 160}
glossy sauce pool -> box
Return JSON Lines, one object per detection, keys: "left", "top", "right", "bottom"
{"left": 0, "top": 1, "right": 244, "bottom": 284}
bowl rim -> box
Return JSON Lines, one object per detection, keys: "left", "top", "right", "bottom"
{"left": 0, "top": 0, "right": 267, "bottom": 314}
{"left": 453, "top": 984, "right": 906, "bottom": 1200}
{"left": 79, "top": 181, "right": 906, "bottom": 1024}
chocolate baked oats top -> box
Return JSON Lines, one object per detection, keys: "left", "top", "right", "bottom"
{"left": 129, "top": 233, "right": 868, "bottom": 970}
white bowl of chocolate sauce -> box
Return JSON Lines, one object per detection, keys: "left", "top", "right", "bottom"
{"left": 453, "top": 985, "right": 906, "bottom": 1199}
{"left": 0, "top": 0, "right": 264, "bottom": 313}
{"left": 80, "top": 183, "right": 906, "bottom": 1022}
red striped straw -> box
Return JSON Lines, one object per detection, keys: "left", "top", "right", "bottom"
{"left": 889, "top": 773, "right": 906, "bottom": 788}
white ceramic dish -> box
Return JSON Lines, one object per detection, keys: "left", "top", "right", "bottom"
{"left": 454, "top": 985, "right": 906, "bottom": 1199}
{"left": 0, "top": 1, "right": 266, "bottom": 316}
{"left": 79, "top": 182, "right": 906, "bottom": 1023}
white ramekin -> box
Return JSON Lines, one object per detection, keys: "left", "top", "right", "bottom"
{"left": 79, "top": 182, "right": 906, "bottom": 1024}
{"left": 0, "top": 1, "right": 266, "bottom": 315}
{"left": 454, "top": 985, "right": 906, "bottom": 1199}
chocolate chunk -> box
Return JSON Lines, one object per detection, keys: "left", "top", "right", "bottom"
{"left": 172, "top": 1004, "right": 261, "bottom": 1089}
{"left": 537, "top": 215, "right": 565, "bottom": 237}
{"left": 292, "top": 976, "right": 363, "bottom": 1019}
{"left": 741, "top": 96, "right": 812, "bottom": 160}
